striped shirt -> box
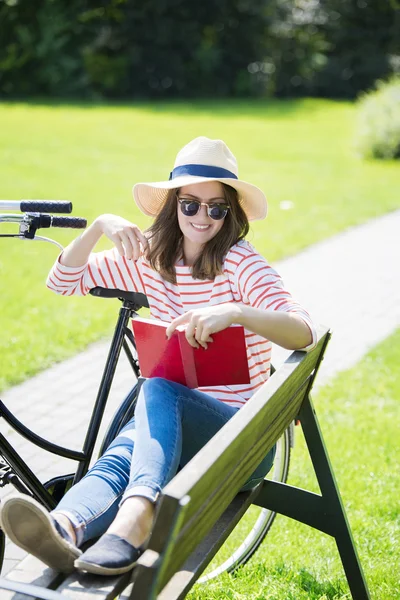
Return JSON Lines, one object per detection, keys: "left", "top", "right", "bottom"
{"left": 47, "top": 240, "right": 316, "bottom": 408}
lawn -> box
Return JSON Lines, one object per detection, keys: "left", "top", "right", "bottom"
{"left": 1, "top": 98, "right": 399, "bottom": 389}
{"left": 187, "top": 329, "right": 400, "bottom": 600}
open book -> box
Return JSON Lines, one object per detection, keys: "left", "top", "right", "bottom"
{"left": 131, "top": 316, "right": 250, "bottom": 388}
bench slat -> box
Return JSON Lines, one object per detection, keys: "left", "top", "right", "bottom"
{"left": 0, "top": 555, "right": 61, "bottom": 600}
{"left": 157, "top": 487, "right": 261, "bottom": 600}
{"left": 145, "top": 328, "right": 330, "bottom": 595}
{"left": 55, "top": 571, "right": 132, "bottom": 599}
{"left": 0, "top": 578, "right": 67, "bottom": 600}
{"left": 157, "top": 378, "right": 310, "bottom": 591}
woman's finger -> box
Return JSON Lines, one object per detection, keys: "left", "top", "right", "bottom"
{"left": 124, "top": 229, "right": 142, "bottom": 260}
{"left": 166, "top": 312, "right": 192, "bottom": 338}
{"left": 133, "top": 227, "right": 150, "bottom": 252}
{"left": 194, "top": 323, "right": 206, "bottom": 349}
{"left": 111, "top": 234, "right": 126, "bottom": 257}
{"left": 119, "top": 231, "right": 136, "bottom": 260}
{"left": 195, "top": 322, "right": 212, "bottom": 349}
{"left": 185, "top": 319, "right": 199, "bottom": 349}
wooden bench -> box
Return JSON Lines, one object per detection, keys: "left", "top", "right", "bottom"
{"left": 0, "top": 325, "right": 371, "bottom": 599}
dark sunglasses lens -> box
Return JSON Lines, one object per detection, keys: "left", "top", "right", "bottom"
{"left": 208, "top": 204, "right": 228, "bottom": 220}
{"left": 180, "top": 200, "right": 200, "bottom": 216}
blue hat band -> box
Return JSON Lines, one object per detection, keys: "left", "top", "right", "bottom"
{"left": 169, "top": 164, "right": 238, "bottom": 181}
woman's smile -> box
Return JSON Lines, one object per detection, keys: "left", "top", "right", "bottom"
{"left": 190, "top": 223, "right": 211, "bottom": 230}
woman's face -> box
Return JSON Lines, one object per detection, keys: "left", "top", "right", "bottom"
{"left": 177, "top": 181, "right": 227, "bottom": 255}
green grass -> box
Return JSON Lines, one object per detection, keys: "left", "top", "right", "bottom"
{"left": 1, "top": 98, "right": 400, "bottom": 389}
{"left": 187, "top": 329, "right": 400, "bottom": 599}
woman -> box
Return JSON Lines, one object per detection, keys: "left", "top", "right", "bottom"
{"left": 0, "top": 137, "right": 316, "bottom": 576}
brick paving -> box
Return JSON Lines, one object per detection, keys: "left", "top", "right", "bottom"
{"left": 1, "top": 209, "right": 399, "bottom": 576}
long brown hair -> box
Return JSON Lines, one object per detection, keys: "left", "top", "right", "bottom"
{"left": 146, "top": 184, "right": 249, "bottom": 283}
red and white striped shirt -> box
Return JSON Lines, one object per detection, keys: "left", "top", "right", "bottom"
{"left": 47, "top": 240, "right": 316, "bottom": 407}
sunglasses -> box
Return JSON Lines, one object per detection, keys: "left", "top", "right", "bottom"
{"left": 178, "top": 198, "right": 230, "bottom": 221}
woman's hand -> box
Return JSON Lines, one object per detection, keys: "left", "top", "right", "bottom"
{"left": 166, "top": 303, "right": 241, "bottom": 349}
{"left": 96, "top": 214, "right": 149, "bottom": 261}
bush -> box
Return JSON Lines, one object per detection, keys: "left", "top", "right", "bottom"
{"left": 355, "top": 77, "right": 400, "bottom": 160}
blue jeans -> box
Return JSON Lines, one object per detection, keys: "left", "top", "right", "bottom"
{"left": 54, "top": 378, "right": 275, "bottom": 547}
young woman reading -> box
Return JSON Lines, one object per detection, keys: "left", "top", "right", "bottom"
{"left": 0, "top": 137, "right": 316, "bottom": 576}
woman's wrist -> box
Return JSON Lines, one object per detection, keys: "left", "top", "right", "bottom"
{"left": 60, "top": 217, "right": 104, "bottom": 267}
{"left": 229, "top": 303, "right": 245, "bottom": 326}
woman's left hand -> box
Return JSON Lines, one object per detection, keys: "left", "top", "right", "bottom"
{"left": 166, "top": 303, "right": 241, "bottom": 349}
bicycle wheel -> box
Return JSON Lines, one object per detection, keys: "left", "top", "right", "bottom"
{"left": 198, "top": 425, "right": 293, "bottom": 583}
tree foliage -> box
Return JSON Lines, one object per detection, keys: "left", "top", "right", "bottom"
{"left": 0, "top": 0, "right": 399, "bottom": 99}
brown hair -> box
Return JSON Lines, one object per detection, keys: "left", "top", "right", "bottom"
{"left": 146, "top": 184, "right": 249, "bottom": 283}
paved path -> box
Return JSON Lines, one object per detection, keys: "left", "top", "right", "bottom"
{"left": 1, "top": 209, "right": 399, "bottom": 576}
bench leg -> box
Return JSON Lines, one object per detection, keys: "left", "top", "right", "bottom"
{"left": 255, "top": 394, "right": 370, "bottom": 600}
{"left": 298, "top": 394, "right": 371, "bottom": 600}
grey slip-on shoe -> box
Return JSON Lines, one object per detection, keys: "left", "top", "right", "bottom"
{"left": 75, "top": 533, "right": 142, "bottom": 576}
{"left": 0, "top": 495, "right": 81, "bottom": 573}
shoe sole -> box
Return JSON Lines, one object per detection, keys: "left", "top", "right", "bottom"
{"left": 74, "top": 557, "right": 137, "bottom": 576}
{"left": 0, "top": 496, "right": 81, "bottom": 573}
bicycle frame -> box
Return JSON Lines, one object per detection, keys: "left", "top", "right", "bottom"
{"left": 0, "top": 210, "right": 151, "bottom": 513}
{"left": 0, "top": 294, "right": 143, "bottom": 510}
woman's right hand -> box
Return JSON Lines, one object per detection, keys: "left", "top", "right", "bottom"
{"left": 95, "top": 214, "right": 149, "bottom": 261}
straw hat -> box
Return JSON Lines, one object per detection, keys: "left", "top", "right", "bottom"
{"left": 133, "top": 136, "right": 267, "bottom": 221}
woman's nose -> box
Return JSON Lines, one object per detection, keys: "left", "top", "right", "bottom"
{"left": 198, "top": 203, "right": 211, "bottom": 218}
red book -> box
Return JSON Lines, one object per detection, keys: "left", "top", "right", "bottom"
{"left": 131, "top": 317, "right": 250, "bottom": 388}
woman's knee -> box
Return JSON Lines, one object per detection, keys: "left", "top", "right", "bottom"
{"left": 139, "top": 377, "right": 181, "bottom": 409}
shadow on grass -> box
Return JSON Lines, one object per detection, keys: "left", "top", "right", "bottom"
{"left": 0, "top": 97, "right": 341, "bottom": 119}
{"left": 293, "top": 567, "right": 348, "bottom": 599}
{"left": 232, "top": 562, "right": 349, "bottom": 600}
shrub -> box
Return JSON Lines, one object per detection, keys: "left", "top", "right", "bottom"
{"left": 355, "top": 77, "right": 400, "bottom": 160}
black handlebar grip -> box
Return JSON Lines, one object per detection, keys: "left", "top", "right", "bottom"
{"left": 51, "top": 216, "right": 87, "bottom": 229}
{"left": 20, "top": 201, "right": 73, "bottom": 214}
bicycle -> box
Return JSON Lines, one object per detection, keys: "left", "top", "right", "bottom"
{"left": 0, "top": 199, "right": 294, "bottom": 583}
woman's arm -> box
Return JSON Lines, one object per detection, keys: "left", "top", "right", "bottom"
{"left": 47, "top": 214, "right": 148, "bottom": 296}
{"left": 166, "top": 303, "right": 312, "bottom": 350}
{"left": 60, "top": 214, "right": 149, "bottom": 267}
{"left": 233, "top": 304, "right": 312, "bottom": 350}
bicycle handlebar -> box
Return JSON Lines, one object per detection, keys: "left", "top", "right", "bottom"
{"left": 0, "top": 213, "right": 87, "bottom": 243}
{"left": 0, "top": 200, "right": 72, "bottom": 214}
{"left": 48, "top": 215, "right": 87, "bottom": 229}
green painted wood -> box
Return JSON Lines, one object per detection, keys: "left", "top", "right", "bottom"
{"left": 254, "top": 479, "right": 335, "bottom": 535}
{"left": 156, "top": 379, "right": 310, "bottom": 590}
{"left": 128, "top": 549, "right": 160, "bottom": 600}
{"left": 152, "top": 328, "right": 330, "bottom": 593}
{"left": 299, "top": 396, "right": 371, "bottom": 599}
{"left": 156, "top": 487, "right": 260, "bottom": 600}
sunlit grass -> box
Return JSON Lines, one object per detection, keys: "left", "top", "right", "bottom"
{"left": 188, "top": 329, "right": 400, "bottom": 599}
{"left": 1, "top": 98, "right": 399, "bottom": 389}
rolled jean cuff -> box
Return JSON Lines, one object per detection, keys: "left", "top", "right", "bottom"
{"left": 121, "top": 483, "right": 160, "bottom": 505}
{"left": 52, "top": 509, "right": 86, "bottom": 548}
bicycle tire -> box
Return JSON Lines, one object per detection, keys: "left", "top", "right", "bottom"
{"left": 198, "top": 425, "right": 293, "bottom": 583}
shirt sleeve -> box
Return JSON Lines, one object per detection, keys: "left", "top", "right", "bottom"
{"left": 228, "top": 244, "right": 317, "bottom": 352}
{"left": 46, "top": 247, "right": 146, "bottom": 296}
